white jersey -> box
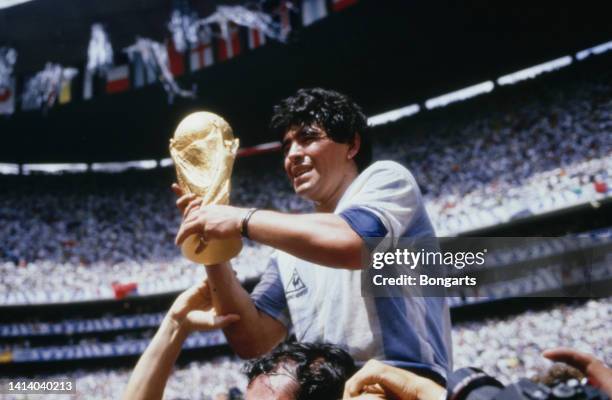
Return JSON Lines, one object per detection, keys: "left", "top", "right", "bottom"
{"left": 251, "top": 161, "right": 452, "bottom": 382}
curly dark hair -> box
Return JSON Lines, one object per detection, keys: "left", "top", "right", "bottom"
{"left": 243, "top": 342, "right": 357, "bottom": 400}
{"left": 270, "top": 88, "right": 372, "bottom": 171}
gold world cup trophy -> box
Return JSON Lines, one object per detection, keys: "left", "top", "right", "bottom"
{"left": 169, "top": 112, "right": 242, "bottom": 265}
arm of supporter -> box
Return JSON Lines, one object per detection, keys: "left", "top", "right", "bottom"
{"left": 205, "top": 261, "right": 289, "bottom": 359}
{"left": 543, "top": 347, "right": 612, "bottom": 397}
{"left": 123, "top": 281, "right": 239, "bottom": 400}
{"left": 343, "top": 360, "right": 446, "bottom": 400}
{"left": 122, "top": 316, "right": 188, "bottom": 400}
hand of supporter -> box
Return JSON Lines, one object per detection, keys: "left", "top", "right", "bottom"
{"left": 543, "top": 347, "right": 612, "bottom": 397}
{"left": 167, "top": 279, "right": 240, "bottom": 334}
{"left": 343, "top": 360, "right": 446, "bottom": 400}
{"left": 175, "top": 204, "right": 248, "bottom": 246}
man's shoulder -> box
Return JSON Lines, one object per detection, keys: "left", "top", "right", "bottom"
{"left": 336, "top": 159, "right": 424, "bottom": 217}
{"left": 361, "top": 160, "right": 415, "bottom": 179}
{"left": 364, "top": 159, "right": 408, "bottom": 172}
{"left": 358, "top": 160, "right": 418, "bottom": 189}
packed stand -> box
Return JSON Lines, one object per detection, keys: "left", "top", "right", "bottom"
{"left": 0, "top": 171, "right": 285, "bottom": 304}
{"left": 453, "top": 298, "right": 612, "bottom": 384}
{"left": 374, "top": 72, "right": 611, "bottom": 234}
{"left": 3, "top": 330, "right": 226, "bottom": 363}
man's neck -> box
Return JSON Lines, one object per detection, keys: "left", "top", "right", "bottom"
{"left": 314, "top": 166, "right": 359, "bottom": 213}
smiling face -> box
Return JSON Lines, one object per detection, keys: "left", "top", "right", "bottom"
{"left": 282, "top": 124, "right": 360, "bottom": 211}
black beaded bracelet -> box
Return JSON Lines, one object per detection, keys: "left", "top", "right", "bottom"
{"left": 241, "top": 208, "right": 259, "bottom": 239}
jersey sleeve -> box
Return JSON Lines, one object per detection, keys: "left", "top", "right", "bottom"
{"left": 339, "top": 161, "right": 422, "bottom": 242}
{"left": 250, "top": 254, "right": 292, "bottom": 329}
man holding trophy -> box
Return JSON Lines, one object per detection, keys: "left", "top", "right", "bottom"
{"left": 173, "top": 87, "right": 450, "bottom": 381}
{"left": 126, "top": 88, "right": 451, "bottom": 398}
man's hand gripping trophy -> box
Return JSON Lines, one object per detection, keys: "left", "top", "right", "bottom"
{"left": 169, "top": 112, "right": 243, "bottom": 265}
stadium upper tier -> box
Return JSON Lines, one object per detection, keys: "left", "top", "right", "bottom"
{"left": 0, "top": 68, "right": 610, "bottom": 305}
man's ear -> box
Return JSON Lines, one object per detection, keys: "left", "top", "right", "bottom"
{"left": 348, "top": 133, "right": 361, "bottom": 160}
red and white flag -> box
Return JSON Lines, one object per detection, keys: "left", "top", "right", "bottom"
{"left": 332, "top": 0, "right": 358, "bottom": 12}
{"left": 106, "top": 65, "right": 130, "bottom": 94}
{"left": 112, "top": 282, "right": 138, "bottom": 300}
{"left": 190, "top": 37, "right": 214, "bottom": 71}
{"left": 0, "top": 78, "right": 15, "bottom": 115}
{"left": 248, "top": 27, "right": 266, "bottom": 50}
{"left": 217, "top": 24, "right": 242, "bottom": 62}
{"left": 302, "top": 0, "right": 328, "bottom": 26}
{"left": 166, "top": 39, "right": 185, "bottom": 76}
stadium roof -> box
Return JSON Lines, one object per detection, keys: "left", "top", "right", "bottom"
{"left": 1, "top": 0, "right": 611, "bottom": 77}
{"left": 1, "top": 0, "right": 611, "bottom": 164}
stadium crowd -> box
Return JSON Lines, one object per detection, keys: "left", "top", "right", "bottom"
{"left": 0, "top": 69, "right": 610, "bottom": 304}
{"left": 2, "top": 298, "right": 609, "bottom": 399}
{"left": 2, "top": 330, "right": 225, "bottom": 363}
{"left": 374, "top": 73, "right": 611, "bottom": 234}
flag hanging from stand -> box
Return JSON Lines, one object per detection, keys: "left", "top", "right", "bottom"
{"left": 332, "top": 0, "right": 358, "bottom": 12}
{"left": 83, "top": 69, "right": 93, "bottom": 100}
{"left": 190, "top": 35, "right": 214, "bottom": 71}
{"left": 0, "top": 77, "right": 15, "bottom": 115}
{"left": 58, "top": 72, "right": 78, "bottom": 104}
{"left": 217, "top": 23, "right": 242, "bottom": 62}
{"left": 166, "top": 39, "right": 185, "bottom": 76}
{"left": 131, "top": 52, "right": 157, "bottom": 88}
{"left": 302, "top": 0, "right": 328, "bottom": 26}
{"left": 106, "top": 65, "right": 130, "bottom": 94}
{"left": 112, "top": 282, "right": 139, "bottom": 300}
{"left": 83, "top": 69, "right": 106, "bottom": 100}
{"left": 248, "top": 27, "right": 266, "bottom": 50}
{"left": 275, "top": 0, "right": 294, "bottom": 40}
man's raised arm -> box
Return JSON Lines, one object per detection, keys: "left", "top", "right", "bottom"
{"left": 172, "top": 185, "right": 287, "bottom": 359}
{"left": 175, "top": 204, "right": 365, "bottom": 270}
{"left": 247, "top": 210, "right": 365, "bottom": 269}
{"left": 204, "top": 261, "right": 288, "bottom": 359}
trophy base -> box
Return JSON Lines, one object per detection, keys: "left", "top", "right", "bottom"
{"left": 181, "top": 235, "right": 243, "bottom": 265}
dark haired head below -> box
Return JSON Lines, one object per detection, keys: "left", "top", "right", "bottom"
{"left": 243, "top": 341, "right": 357, "bottom": 400}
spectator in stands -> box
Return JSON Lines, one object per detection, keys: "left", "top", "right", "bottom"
{"left": 174, "top": 88, "right": 451, "bottom": 384}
